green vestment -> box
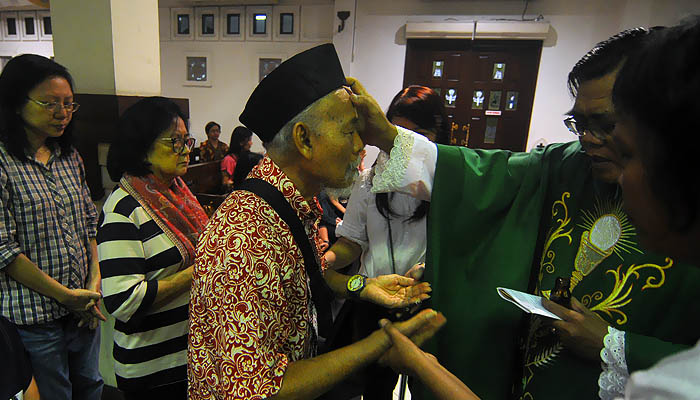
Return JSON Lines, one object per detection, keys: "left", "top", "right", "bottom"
{"left": 424, "top": 141, "right": 700, "bottom": 399}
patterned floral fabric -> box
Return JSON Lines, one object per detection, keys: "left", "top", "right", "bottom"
{"left": 188, "top": 156, "right": 326, "bottom": 399}
{"left": 199, "top": 139, "right": 229, "bottom": 162}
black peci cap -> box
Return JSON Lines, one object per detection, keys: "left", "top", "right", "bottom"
{"left": 239, "top": 43, "right": 346, "bottom": 142}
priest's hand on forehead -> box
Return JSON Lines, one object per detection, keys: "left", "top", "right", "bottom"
{"left": 346, "top": 77, "right": 398, "bottom": 153}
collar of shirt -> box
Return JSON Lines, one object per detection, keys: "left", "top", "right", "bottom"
{"left": 24, "top": 142, "right": 61, "bottom": 166}
{"left": 248, "top": 156, "right": 323, "bottom": 226}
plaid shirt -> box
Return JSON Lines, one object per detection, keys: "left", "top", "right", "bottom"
{"left": 0, "top": 143, "right": 98, "bottom": 325}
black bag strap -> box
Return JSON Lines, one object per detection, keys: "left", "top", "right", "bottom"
{"left": 236, "top": 178, "right": 334, "bottom": 337}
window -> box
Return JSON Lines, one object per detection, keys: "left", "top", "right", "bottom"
{"left": 171, "top": 8, "right": 194, "bottom": 40}
{"left": 253, "top": 14, "right": 267, "bottom": 34}
{"left": 24, "top": 17, "right": 34, "bottom": 35}
{"left": 273, "top": 6, "right": 299, "bottom": 41}
{"left": 506, "top": 91, "right": 519, "bottom": 111}
{"left": 280, "top": 13, "right": 293, "bottom": 35}
{"left": 226, "top": 14, "right": 240, "bottom": 35}
{"left": 201, "top": 14, "right": 214, "bottom": 35}
{"left": 444, "top": 88, "right": 457, "bottom": 108}
{"left": 7, "top": 18, "right": 16, "bottom": 36}
{"left": 246, "top": 7, "right": 271, "bottom": 41}
{"left": 42, "top": 16, "right": 51, "bottom": 35}
{"left": 37, "top": 11, "right": 51, "bottom": 40}
{"left": 432, "top": 61, "right": 444, "bottom": 78}
{"left": 488, "top": 91, "right": 502, "bottom": 110}
{"left": 177, "top": 14, "right": 190, "bottom": 35}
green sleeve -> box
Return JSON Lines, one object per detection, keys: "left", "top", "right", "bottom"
{"left": 625, "top": 331, "right": 692, "bottom": 371}
{"left": 424, "top": 143, "right": 567, "bottom": 399}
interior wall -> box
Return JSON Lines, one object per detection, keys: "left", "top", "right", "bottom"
{"left": 341, "top": 0, "right": 700, "bottom": 150}
{"left": 1, "top": 0, "right": 697, "bottom": 150}
{"left": 159, "top": 1, "right": 334, "bottom": 152}
{"left": 0, "top": 39, "right": 51, "bottom": 58}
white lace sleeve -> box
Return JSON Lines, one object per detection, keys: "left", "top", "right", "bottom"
{"left": 599, "top": 326, "right": 629, "bottom": 400}
{"left": 370, "top": 126, "right": 437, "bottom": 201}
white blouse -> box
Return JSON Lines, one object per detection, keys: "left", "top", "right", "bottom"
{"left": 336, "top": 162, "right": 427, "bottom": 278}
{"left": 618, "top": 339, "right": 700, "bottom": 399}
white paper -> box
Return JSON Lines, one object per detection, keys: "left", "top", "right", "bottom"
{"left": 496, "top": 287, "right": 562, "bottom": 320}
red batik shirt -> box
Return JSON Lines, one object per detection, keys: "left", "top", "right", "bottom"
{"left": 188, "top": 156, "right": 327, "bottom": 399}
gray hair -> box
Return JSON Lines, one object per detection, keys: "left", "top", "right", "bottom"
{"left": 263, "top": 96, "right": 324, "bottom": 153}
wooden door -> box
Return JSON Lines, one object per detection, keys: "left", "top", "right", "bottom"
{"left": 404, "top": 39, "right": 542, "bottom": 151}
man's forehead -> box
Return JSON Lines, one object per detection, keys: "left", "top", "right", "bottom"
{"left": 325, "top": 88, "right": 358, "bottom": 120}
{"left": 572, "top": 71, "right": 617, "bottom": 116}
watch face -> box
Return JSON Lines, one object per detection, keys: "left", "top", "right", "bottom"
{"left": 348, "top": 275, "right": 363, "bottom": 292}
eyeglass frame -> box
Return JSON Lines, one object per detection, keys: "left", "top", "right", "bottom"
{"left": 27, "top": 98, "right": 80, "bottom": 113}
{"left": 159, "top": 136, "right": 196, "bottom": 154}
{"left": 563, "top": 115, "right": 615, "bottom": 141}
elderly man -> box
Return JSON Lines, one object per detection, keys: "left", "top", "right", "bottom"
{"left": 188, "top": 44, "right": 441, "bottom": 400}
{"left": 354, "top": 28, "right": 700, "bottom": 399}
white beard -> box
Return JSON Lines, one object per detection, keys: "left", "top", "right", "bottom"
{"left": 321, "top": 156, "right": 361, "bottom": 199}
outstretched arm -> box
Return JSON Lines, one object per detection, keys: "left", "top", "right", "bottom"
{"left": 346, "top": 77, "right": 397, "bottom": 153}
{"left": 272, "top": 309, "right": 445, "bottom": 400}
{"left": 324, "top": 268, "right": 431, "bottom": 308}
{"left": 380, "top": 319, "right": 480, "bottom": 400}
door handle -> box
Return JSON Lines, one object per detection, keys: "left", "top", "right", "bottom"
{"left": 462, "top": 123, "right": 471, "bottom": 147}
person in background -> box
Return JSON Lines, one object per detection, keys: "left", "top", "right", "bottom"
{"left": 220, "top": 125, "right": 253, "bottom": 191}
{"left": 323, "top": 85, "right": 449, "bottom": 399}
{"left": 98, "top": 97, "right": 208, "bottom": 399}
{"left": 317, "top": 190, "right": 344, "bottom": 253}
{"left": 198, "top": 121, "right": 228, "bottom": 162}
{"left": 0, "top": 54, "right": 104, "bottom": 400}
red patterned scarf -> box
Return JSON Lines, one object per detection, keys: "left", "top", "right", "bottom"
{"left": 120, "top": 174, "right": 209, "bottom": 268}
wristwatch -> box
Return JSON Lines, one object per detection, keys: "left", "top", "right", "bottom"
{"left": 347, "top": 274, "right": 368, "bottom": 298}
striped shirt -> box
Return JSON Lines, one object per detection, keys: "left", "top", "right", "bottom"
{"left": 97, "top": 187, "right": 189, "bottom": 392}
{"left": 0, "top": 144, "right": 97, "bottom": 325}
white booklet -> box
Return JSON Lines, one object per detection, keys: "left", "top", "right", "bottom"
{"left": 496, "top": 287, "right": 562, "bottom": 320}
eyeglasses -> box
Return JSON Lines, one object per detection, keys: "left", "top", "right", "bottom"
{"left": 160, "top": 137, "right": 196, "bottom": 154}
{"left": 563, "top": 116, "right": 615, "bottom": 141}
{"left": 27, "top": 98, "right": 80, "bottom": 113}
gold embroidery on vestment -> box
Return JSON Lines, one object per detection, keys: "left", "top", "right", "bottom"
{"left": 537, "top": 192, "right": 573, "bottom": 284}
{"left": 582, "top": 258, "right": 673, "bottom": 324}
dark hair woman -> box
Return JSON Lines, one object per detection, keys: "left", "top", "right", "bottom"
{"left": 0, "top": 54, "right": 105, "bottom": 399}
{"left": 221, "top": 125, "right": 253, "bottom": 190}
{"left": 198, "top": 120, "right": 227, "bottom": 162}
{"left": 609, "top": 17, "right": 700, "bottom": 397}
{"left": 322, "top": 85, "right": 448, "bottom": 399}
{"left": 98, "top": 97, "right": 208, "bottom": 398}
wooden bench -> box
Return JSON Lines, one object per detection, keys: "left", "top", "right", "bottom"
{"left": 182, "top": 160, "right": 228, "bottom": 216}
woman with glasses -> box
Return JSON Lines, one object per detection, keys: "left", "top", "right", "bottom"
{"left": 97, "top": 97, "right": 208, "bottom": 398}
{"left": 0, "top": 54, "right": 104, "bottom": 399}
